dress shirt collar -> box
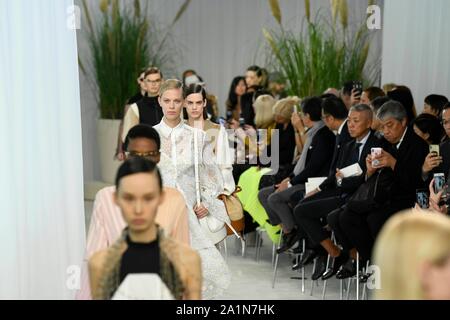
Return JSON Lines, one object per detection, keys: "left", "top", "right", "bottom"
{"left": 157, "top": 117, "right": 184, "bottom": 138}
{"left": 396, "top": 127, "right": 408, "bottom": 149}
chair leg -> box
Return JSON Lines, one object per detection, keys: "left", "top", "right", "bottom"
{"left": 301, "top": 239, "right": 306, "bottom": 293}
{"left": 356, "top": 252, "right": 360, "bottom": 300}
{"left": 321, "top": 253, "right": 331, "bottom": 300}
{"left": 271, "top": 251, "right": 280, "bottom": 289}
{"left": 255, "top": 231, "right": 260, "bottom": 261}
{"left": 310, "top": 258, "right": 317, "bottom": 296}
{"left": 346, "top": 278, "right": 352, "bottom": 300}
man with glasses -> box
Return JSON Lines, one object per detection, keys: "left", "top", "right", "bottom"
{"left": 76, "top": 124, "right": 190, "bottom": 300}
{"left": 121, "top": 67, "right": 164, "bottom": 146}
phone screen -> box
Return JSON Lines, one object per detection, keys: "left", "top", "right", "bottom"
{"left": 430, "top": 145, "right": 440, "bottom": 156}
{"left": 434, "top": 174, "right": 446, "bottom": 194}
{"left": 416, "top": 190, "right": 429, "bottom": 209}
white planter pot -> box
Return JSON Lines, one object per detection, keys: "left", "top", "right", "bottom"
{"left": 97, "top": 119, "right": 122, "bottom": 184}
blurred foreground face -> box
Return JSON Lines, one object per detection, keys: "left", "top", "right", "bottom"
{"left": 115, "top": 172, "right": 162, "bottom": 233}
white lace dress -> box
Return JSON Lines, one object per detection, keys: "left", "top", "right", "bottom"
{"left": 154, "top": 120, "right": 231, "bottom": 300}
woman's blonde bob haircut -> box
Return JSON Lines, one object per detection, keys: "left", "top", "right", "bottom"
{"left": 253, "top": 94, "right": 276, "bottom": 128}
{"left": 373, "top": 210, "right": 450, "bottom": 300}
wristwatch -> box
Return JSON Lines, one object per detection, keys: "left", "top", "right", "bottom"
{"left": 337, "top": 177, "right": 343, "bottom": 187}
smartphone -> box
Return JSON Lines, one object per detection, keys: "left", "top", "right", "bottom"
{"left": 429, "top": 144, "right": 440, "bottom": 156}
{"left": 371, "top": 147, "right": 382, "bottom": 168}
{"left": 353, "top": 81, "right": 363, "bottom": 96}
{"left": 239, "top": 117, "right": 245, "bottom": 128}
{"left": 416, "top": 189, "right": 429, "bottom": 209}
{"left": 226, "top": 110, "right": 233, "bottom": 120}
{"left": 293, "top": 104, "right": 300, "bottom": 114}
{"left": 434, "top": 173, "right": 446, "bottom": 194}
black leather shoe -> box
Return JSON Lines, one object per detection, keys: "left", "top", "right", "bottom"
{"left": 292, "top": 249, "right": 317, "bottom": 270}
{"left": 312, "top": 255, "right": 327, "bottom": 280}
{"left": 276, "top": 231, "right": 299, "bottom": 254}
{"left": 321, "top": 252, "right": 349, "bottom": 280}
{"left": 336, "top": 258, "right": 357, "bottom": 279}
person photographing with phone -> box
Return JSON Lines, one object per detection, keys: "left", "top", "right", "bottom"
{"left": 338, "top": 100, "right": 429, "bottom": 264}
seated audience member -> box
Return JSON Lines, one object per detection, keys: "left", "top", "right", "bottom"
{"left": 422, "top": 94, "right": 448, "bottom": 118}
{"left": 387, "top": 85, "right": 416, "bottom": 124}
{"left": 335, "top": 101, "right": 428, "bottom": 271}
{"left": 240, "top": 65, "right": 271, "bottom": 126}
{"left": 271, "top": 96, "right": 298, "bottom": 174}
{"left": 292, "top": 105, "right": 379, "bottom": 277}
{"left": 373, "top": 211, "right": 450, "bottom": 300}
{"left": 360, "top": 86, "right": 385, "bottom": 105}
{"left": 340, "top": 81, "right": 355, "bottom": 110}
{"left": 413, "top": 114, "right": 445, "bottom": 183}
{"left": 226, "top": 76, "right": 247, "bottom": 122}
{"left": 258, "top": 97, "right": 335, "bottom": 252}
{"left": 382, "top": 83, "right": 397, "bottom": 94}
{"left": 268, "top": 72, "right": 287, "bottom": 100}
{"left": 413, "top": 113, "right": 445, "bottom": 145}
{"left": 440, "top": 103, "right": 450, "bottom": 175}
{"left": 370, "top": 96, "right": 391, "bottom": 137}
{"left": 76, "top": 125, "right": 190, "bottom": 300}
{"left": 320, "top": 97, "right": 352, "bottom": 176}
{"left": 89, "top": 158, "right": 201, "bottom": 300}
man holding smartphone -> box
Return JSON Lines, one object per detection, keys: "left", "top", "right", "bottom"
{"left": 339, "top": 101, "right": 429, "bottom": 263}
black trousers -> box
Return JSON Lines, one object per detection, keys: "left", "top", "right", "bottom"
{"left": 327, "top": 207, "right": 353, "bottom": 252}
{"left": 293, "top": 190, "right": 345, "bottom": 247}
{"left": 338, "top": 203, "right": 404, "bottom": 262}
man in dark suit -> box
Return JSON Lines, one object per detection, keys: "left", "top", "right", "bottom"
{"left": 292, "top": 105, "right": 379, "bottom": 277}
{"left": 322, "top": 97, "right": 352, "bottom": 176}
{"left": 336, "top": 101, "right": 429, "bottom": 275}
{"left": 258, "top": 97, "right": 335, "bottom": 252}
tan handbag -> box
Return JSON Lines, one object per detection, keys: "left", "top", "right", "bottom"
{"left": 218, "top": 187, "right": 245, "bottom": 235}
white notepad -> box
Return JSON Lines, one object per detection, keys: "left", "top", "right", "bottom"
{"left": 305, "top": 177, "right": 327, "bottom": 194}
{"left": 339, "top": 163, "right": 363, "bottom": 178}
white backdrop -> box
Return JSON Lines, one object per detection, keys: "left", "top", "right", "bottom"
{"left": 0, "top": 0, "right": 86, "bottom": 299}
{"left": 382, "top": 0, "right": 450, "bottom": 113}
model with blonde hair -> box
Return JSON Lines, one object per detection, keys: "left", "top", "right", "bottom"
{"left": 373, "top": 211, "right": 450, "bottom": 300}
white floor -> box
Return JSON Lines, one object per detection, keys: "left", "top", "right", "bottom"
{"left": 84, "top": 201, "right": 367, "bottom": 300}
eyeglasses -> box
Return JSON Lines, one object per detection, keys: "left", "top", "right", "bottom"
{"left": 145, "top": 79, "right": 162, "bottom": 84}
{"left": 125, "top": 151, "right": 160, "bottom": 160}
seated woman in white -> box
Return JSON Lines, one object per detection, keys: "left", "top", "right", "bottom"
{"left": 154, "top": 79, "right": 231, "bottom": 300}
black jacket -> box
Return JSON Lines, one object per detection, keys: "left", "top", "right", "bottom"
{"left": 290, "top": 126, "right": 336, "bottom": 186}
{"left": 381, "top": 127, "right": 429, "bottom": 209}
{"left": 320, "top": 130, "right": 381, "bottom": 194}
{"left": 329, "top": 121, "right": 353, "bottom": 176}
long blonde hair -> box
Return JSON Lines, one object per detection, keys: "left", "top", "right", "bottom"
{"left": 373, "top": 211, "right": 450, "bottom": 300}
{"left": 254, "top": 94, "right": 276, "bottom": 128}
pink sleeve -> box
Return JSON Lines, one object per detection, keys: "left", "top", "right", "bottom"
{"left": 75, "top": 192, "right": 109, "bottom": 300}
{"left": 172, "top": 196, "right": 191, "bottom": 246}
